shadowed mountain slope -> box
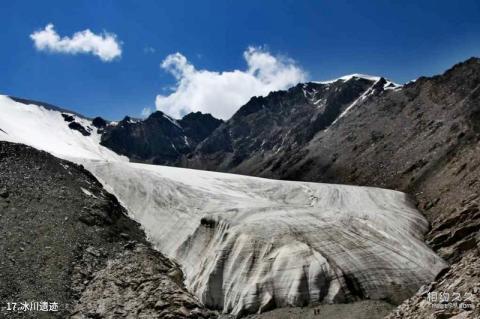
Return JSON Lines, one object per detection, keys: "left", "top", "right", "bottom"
{"left": 100, "top": 111, "right": 222, "bottom": 164}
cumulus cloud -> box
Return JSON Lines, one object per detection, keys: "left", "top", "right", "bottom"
{"left": 30, "top": 23, "right": 121, "bottom": 62}
{"left": 141, "top": 107, "right": 153, "bottom": 118}
{"left": 155, "top": 47, "right": 307, "bottom": 119}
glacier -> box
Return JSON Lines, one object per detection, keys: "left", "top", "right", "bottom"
{"left": 0, "top": 95, "right": 447, "bottom": 316}
{"left": 81, "top": 160, "right": 446, "bottom": 315}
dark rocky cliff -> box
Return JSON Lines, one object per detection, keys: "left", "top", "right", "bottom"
{"left": 100, "top": 111, "right": 221, "bottom": 165}
{"left": 182, "top": 76, "right": 385, "bottom": 172}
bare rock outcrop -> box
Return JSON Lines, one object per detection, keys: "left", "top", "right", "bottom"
{"left": 72, "top": 244, "right": 215, "bottom": 319}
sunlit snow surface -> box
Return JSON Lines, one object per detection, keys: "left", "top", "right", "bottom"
{"left": 0, "top": 95, "right": 446, "bottom": 315}
{"left": 0, "top": 95, "right": 126, "bottom": 161}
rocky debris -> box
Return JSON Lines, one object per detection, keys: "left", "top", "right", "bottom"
{"left": 428, "top": 202, "right": 480, "bottom": 261}
{"left": 100, "top": 111, "right": 222, "bottom": 165}
{"left": 71, "top": 244, "right": 216, "bottom": 319}
{"left": 385, "top": 249, "right": 480, "bottom": 319}
{"left": 0, "top": 187, "right": 9, "bottom": 198}
{"left": 226, "top": 300, "right": 395, "bottom": 319}
{"left": 0, "top": 141, "right": 216, "bottom": 318}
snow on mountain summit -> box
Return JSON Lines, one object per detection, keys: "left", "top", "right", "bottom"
{"left": 0, "top": 95, "right": 126, "bottom": 161}
{"left": 316, "top": 73, "right": 382, "bottom": 84}
{"left": 314, "top": 73, "right": 401, "bottom": 89}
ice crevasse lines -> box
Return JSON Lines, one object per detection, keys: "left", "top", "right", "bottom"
{"left": 81, "top": 161, "right": 447, "bottom": 316}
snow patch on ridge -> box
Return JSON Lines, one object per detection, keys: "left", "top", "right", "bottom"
{"left": 163, "top": 112, "right": 182, "bottom": 128}
{"left": 0, "top": 95, "right": 127, "bottom": 161}
{"left": 314, "top": 73, "right": 401, "bottom": 89}
{"left": 315, "top": 73, "right": 382, "bottom": 84}
{"left": 327, "top": 79, "right": 380, "bottom": 129}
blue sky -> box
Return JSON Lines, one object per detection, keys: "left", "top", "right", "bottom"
{"left": 1, "top": 0, "right": 479, "bottom": 120}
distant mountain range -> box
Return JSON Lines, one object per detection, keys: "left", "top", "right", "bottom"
{"left": 99, "top": 111, "right": 222, "bottom": 164}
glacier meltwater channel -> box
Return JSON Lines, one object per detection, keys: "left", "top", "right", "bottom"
{"left": 0, "top": 95, "right": 447, "bottom": 316}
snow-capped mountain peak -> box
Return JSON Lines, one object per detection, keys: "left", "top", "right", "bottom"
{"left": 314, "top": 73, "right": 401, "bottom": 89}
{"left": 316, "top": 73, "right": 382, "bottom": 84}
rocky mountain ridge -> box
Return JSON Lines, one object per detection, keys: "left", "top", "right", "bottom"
{"left": 99, "top": 111, "right": 222, "bottom": 164}
{"left": 182, "top": 75, "right": 397, "bottom": 172}
{"left": 3, "top": 97, "right": 223, "bottom": 165}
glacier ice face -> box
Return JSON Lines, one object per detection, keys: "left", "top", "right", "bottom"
{"left": 81, "top": 160, "right": 447, "bottom": 316}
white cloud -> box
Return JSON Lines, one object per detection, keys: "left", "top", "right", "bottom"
{"left": 30, "top": 23, "right": 122, "bottom": 62}
{"left": 155, "top": 47, "right": 307, "bottom": 119}
{"left": 141, "top": 107, "right": 153, "bottom": 118}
